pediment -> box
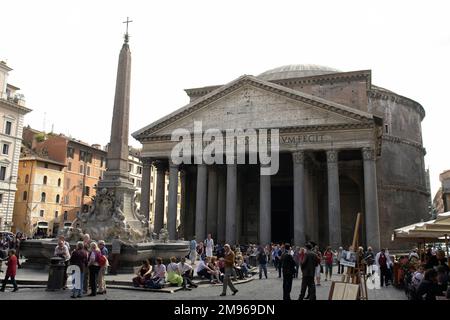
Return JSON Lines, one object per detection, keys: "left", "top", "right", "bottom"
{"left": 133, "top": 76, "right": 373, "bottom": 139}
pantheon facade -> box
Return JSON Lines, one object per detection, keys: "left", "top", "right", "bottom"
{"left": 133, "top": 65, "right": 429, "bottom": 251}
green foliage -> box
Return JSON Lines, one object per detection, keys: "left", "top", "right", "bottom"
{"left": 35, "top": 133, "right": 46, "bottom": 142}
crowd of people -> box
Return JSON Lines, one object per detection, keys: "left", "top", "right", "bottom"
{"left": 52, "top": 234, "right": 109, "bottom": 298}
{"left": 402, "top": 246, "right": 449, "bottom": 300}
{"left": 1, "top": 229, "right": 449, "bottom": 300}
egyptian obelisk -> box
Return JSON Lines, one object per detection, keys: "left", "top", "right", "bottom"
{"left": 78, "top": 19, "right": 148, "bottom": 241}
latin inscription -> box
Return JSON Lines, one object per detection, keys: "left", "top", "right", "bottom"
{"left": 280, "top": 134, "right": 326, "bottom": 145}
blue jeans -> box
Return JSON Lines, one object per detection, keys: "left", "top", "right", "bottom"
{"left": 259, "top": 264, "right": 267, "bottom": 279}
{"left": 72, "top": 271, "right": 83, "bottom": 296}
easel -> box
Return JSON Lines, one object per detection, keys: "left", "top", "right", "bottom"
{"left": 340, "top": 212, "right": 368, "bottom": 300}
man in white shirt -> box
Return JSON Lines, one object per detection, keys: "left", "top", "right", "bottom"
{"left": 177, "top": 257, "right": 197, "bottom": 290}
{"left": 205, "top": 234, "right": 214, "bottom": 258}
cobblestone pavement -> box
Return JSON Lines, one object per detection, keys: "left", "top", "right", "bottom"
{"left": 0, "top": 266, "right": 406, "bottom": 300}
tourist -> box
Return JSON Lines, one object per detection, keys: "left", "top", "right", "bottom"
{"left": 298, "top": 243, "right": 317, "bottom": 300}
{"left": 416, "top": 268, "right": 442, "bottom": 300}
{"left": 69, "top": 241, "right": 88, "bottom": 298}
{"left": 97, "top": 240, "right": 108, "bottom": 294}
{"left": 177, "top": 257, "right": 197, "bottom": 290}
{"left": 220, "top": 244, "right": 238, "bottom": 296}
{"left": 132, "top": 260, "right": 152, "bottom": 287}
{"left": 323, "top": 246, "right": 334, "bottom": 281}
{"left": 147, "top": 257, "right": 166, "bottom": 289}
{"left": 364, "top": 247, "right": 375, "bottom": 275}
{"left": 357, "top": 246, "right": 366, "bottom": 274}
{"left": 264, "top": 244, "right": 271, "bottom": 267}
{"left": 196, "top": 256, "right": 213, "bottom": 280}
{"left": 411, "top": 265, "right": 425, "bottom": 289}
{"left": 293, "top": 247, "right": 300, "bottom": 278}
{"left": 409, "top": 248, "right": 420, "bottom": 261}
{"left": 87, "top": 242, "right": 101, "bottom": 296}
{"left": 314, "top": 245, "right": 322, "bottom": 286}
{"left": 257, "top": 246, "right": 268, "bottom": 279}
{"left": 197, "top": 241, "right": 205, "bottom": 261}
{"left": 82, "top": 234, "right": 92, "bottom": 293}
{"left": 167, "top": 256, "right": 183, "bottom": 286}
{"left": 436, "top": 250, "right": 449, "bottom": 273}
{"left": 280, "top": 244, "right": 296, "bottom": 300}
{"left": 336, "top": 247, "right": 344, "bottom": 274}
{"left": 375, "top": 248, "right": 392, "bottom": 287}
{"left": 424, "top": 246, "right": 438, "bottom": 269}
{"left": 205, "top": 233, "right": 214, "bottom": 258}
{"left": 189, "top": 236, "right": 197, "bottom": 265}
{"left": 235, "top": 254, "right": 249, "bottom": 279}
{"left": 208, "top": 256, "right": 222, "bottom": 283}
{"left": 217, "top": 257, "right": 225, "bottom": 274}
{"left": 275, "top": 244, "right": 283, "bottom": 278}
{"left": 54, "top": 239, "right": 71, "bottom": 289}
{"left": 0, "top": 249, "right": 18, "bottom": 292}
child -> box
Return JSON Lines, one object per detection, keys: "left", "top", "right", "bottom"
{"left": 0, "top": 249, "right": 18, "bottom": 292}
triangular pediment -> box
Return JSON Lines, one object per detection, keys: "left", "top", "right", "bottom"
{"left": 133, "top": 75, "right": 373, "bottom": 139}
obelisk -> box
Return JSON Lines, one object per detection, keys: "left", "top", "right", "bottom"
{"left": 79, "top": 19, "right": 148, "bottom": 241}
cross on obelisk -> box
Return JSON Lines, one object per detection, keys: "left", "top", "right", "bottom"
{"left": 123, "top": 17, "right": 133, "bottom": 43}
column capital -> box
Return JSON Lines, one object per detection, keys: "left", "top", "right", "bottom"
{"left": 292, "top": 150, "right": 305, "bottom": 165}
{"left": 362, "top": 147, "right": 376, "bottom": 161}
{"left": 326, "top": 150, "right": 339, "bottom": 163}
{"left": 141, "top": 157, "right": 153, "bottom": 167}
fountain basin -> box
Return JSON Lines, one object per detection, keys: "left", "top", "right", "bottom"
{"left": 20, "top": 239, "right": 190, "bottom": 273}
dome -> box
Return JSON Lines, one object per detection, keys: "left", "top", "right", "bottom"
{"left": 257, "top": 64, "right": 341, "bottom": 81}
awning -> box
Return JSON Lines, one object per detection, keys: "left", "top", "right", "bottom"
{"left": 36, "top": 221, "right": 49, "bottom": 229}
{"left": 393, "top": 212, "right": 450, "bottom": 242}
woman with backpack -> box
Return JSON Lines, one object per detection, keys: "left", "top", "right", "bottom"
{"left": 87, "top": 242, "right": 101, "bottom": 296}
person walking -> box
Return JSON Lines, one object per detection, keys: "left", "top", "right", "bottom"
{"left": 0, "top": 249, "right": 19, "bottom": 292}
{"left": 281, "top": 244, "right": 296, "bottom": 300}
{"left": 69, "top": 241, "right": 88, "bottom": 298}
{"left": 220, "top": 244, "right": 238, "bottom": 296}
{"left": 205, "top": 234, "right": 214, "bottom": 258}
{"left": 257, "top": 246, "right": 268, "bottom": 279}
{"left": 375, "top": 248, "right": 391, "bottom": 287}
{"left": 189, "top": 237, "right": 197, "bottom": 265}
{"left": 323, "top": 246, "right": 334, "bottom": 281}
{"left": 298, "top": 243, "right": 318, "bottom": 300}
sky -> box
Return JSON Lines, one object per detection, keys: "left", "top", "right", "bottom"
{"left": 1, "top": 0, "right": 449, "bottom": 196}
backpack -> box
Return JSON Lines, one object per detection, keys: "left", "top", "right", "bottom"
{"left": 96, "top": 251, "right": 107, "bottom": 267}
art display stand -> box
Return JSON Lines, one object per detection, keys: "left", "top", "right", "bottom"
{"left": 329, "top": 213, "right": 368, "bottom": 300}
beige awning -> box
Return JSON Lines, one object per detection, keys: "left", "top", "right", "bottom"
{"left": 393, "top": 212, "right": 450, "bottom": 242}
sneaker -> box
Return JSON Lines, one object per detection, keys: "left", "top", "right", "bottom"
{"left": 71, "top": 295, "right": 76, "bottom": 298}
{"left": 12, "top": 288, "right": 18, "bottom": 292}
{"left": 220, "top": 293, "right": 226, "bottom": 296}
{"left": 232, "top": 290, "right": 238, "bottom": 296}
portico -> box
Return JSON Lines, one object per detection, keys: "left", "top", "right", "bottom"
{"left": 133, "top": 74, "right": 383, "bottom": 251}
